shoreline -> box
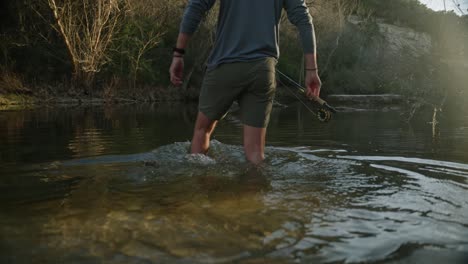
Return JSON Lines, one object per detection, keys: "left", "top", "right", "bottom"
{"left": 0, "top": 92, "right": 407, "bottom": 111}
{"left": 0, "top": 89, "right": 198, "bottom": 110}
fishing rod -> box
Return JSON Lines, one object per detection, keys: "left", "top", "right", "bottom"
{"left": 276, "top": 69, "right": 337, "bottom": 122}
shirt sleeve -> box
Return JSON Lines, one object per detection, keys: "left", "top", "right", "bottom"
{"left": 180, "top": 0, "right": 217, "bottom": 35}
{"left": 284, "top": 0, "right": 317, "bottom": 54}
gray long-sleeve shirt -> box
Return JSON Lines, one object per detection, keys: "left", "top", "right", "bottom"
{"left": 180, "top": 0, "right": 316, "bottom": 70}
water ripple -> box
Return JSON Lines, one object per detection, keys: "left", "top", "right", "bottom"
{"left": 2, "top": 141, "right": 468, "bottom": 263}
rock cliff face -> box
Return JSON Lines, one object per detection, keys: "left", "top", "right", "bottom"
{"left": 348, "top": 15, "right": 432, "bottom": 58}
{"left": 377, "top": 23, "right": 432, "bottom": 56}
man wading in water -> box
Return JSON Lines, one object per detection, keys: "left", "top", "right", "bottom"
{"left": 169, "top": 0, "right": 321, "bottom": 164}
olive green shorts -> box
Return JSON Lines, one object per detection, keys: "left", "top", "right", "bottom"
{"left": 199, "top": 57, "right": 277, "bottom": 128}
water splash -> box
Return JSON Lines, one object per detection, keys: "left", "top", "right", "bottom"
{"left": 2, "top": 141, "right": 468, "bottom": 264}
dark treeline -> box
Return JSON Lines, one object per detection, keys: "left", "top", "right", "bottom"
{"left": 0, "top": 0, "right": 467, "bottom": 114}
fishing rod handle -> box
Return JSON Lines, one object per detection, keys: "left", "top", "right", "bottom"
{"left": 309, "top": 95, "right": 326, "bottom": 105}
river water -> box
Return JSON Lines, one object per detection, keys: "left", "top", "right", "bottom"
{"left": 1, "top": 103, "right": 467, "bottom": 263}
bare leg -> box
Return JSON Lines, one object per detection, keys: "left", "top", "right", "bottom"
{"left": 243, "top": 125, "right": 267, "bottom": 165}
{"left": 191, "top": 112, "right": 218, "bottom": 154}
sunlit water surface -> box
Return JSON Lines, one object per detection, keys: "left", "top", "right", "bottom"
{"left": 1, "top": 103, "right": 468, "bottom": 263}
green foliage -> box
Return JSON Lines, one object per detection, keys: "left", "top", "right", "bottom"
{"left": 102, "top": 0, "right": 189, "bottom": 89}
{"left": 106, "top": 15, "right": 162, "bottom": 85}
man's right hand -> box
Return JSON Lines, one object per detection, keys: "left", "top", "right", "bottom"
{"left": 305, "top": 70, "right": 322, "bottom": 98}
{"left": 169, "top": 57, "right": 184, "bottom": 86}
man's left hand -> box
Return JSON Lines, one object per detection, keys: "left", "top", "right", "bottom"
{"left": 169, "top": 57, "right": 184, "bottom": 86}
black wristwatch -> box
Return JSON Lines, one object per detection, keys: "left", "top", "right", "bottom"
{"left": 172, "top": 47, "right": 185, "bottom": 55}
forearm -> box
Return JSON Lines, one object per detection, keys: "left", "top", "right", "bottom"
{"left": 305, "top": 53, "right": 318, "bottom": 70}
{"left": 174, "top": 33, "right": 191, "bottom": 55}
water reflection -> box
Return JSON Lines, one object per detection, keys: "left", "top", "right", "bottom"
{"left": 1, "top": 104, "right": 468, "bottom": 263}
{"left": 68, "top": 128, "right": 108, "bottom": 157}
